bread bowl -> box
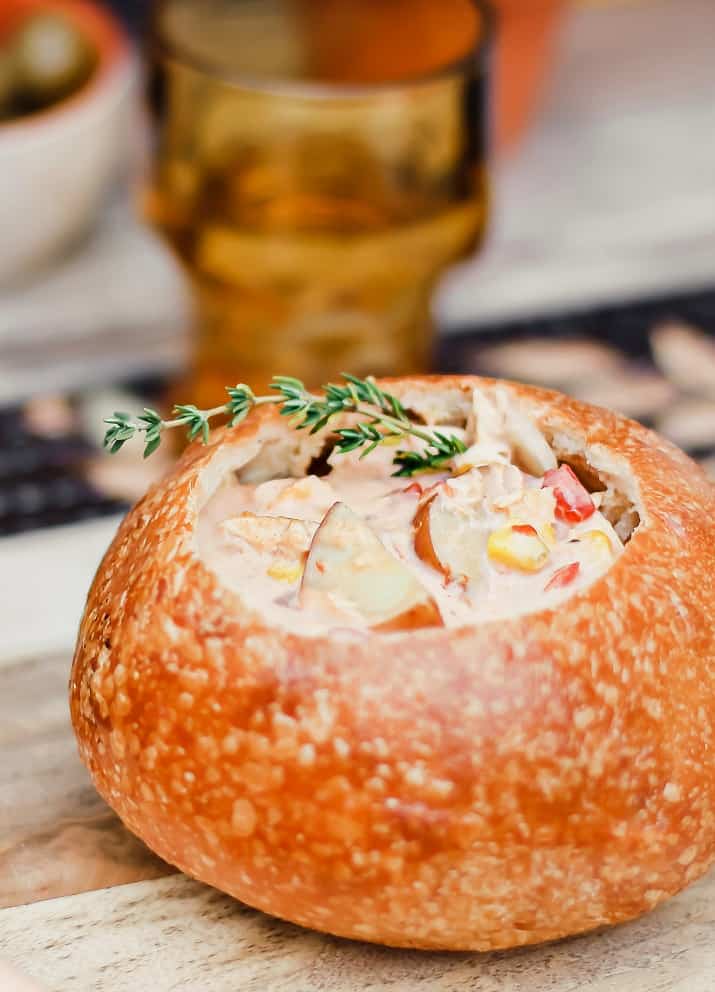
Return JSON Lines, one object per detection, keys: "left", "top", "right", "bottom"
{"left": 71, "top": 374, "right": 715, "bottom": 951}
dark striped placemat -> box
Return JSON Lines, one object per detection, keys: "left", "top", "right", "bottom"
{"left": 2, "top": 288, "right": 713, "bottom": 537}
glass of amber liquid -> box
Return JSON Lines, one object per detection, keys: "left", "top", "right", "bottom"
{"left": 147, "top": 0, "right": 493, "bottom": 404}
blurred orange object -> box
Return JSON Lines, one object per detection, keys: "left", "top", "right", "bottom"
{"left": 300, "top": 0, "right": 484, "bottom": 84}
{"left": 296, "top": 0, "right": 565, "bottom": 151}
{"left": 495, "top": 0, "right": 567, "bottom": 149}
{"left": 0, "top": 0, "right": 124, "bottom": 59}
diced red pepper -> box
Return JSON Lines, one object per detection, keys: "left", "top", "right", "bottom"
{"left": 542, "top": 465, "right": 595, "bottom": 523}
{"left": 512, "top": 523, "right": 538, "bottom": 536}
{"left": 545, "top": 561, "right": 580, "bottom": 591}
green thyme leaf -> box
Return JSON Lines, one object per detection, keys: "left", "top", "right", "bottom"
{"left": 101, "top": 373, "right": 466, "bottom": 477}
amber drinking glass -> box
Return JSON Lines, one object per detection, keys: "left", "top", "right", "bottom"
{"left": 147, "top": 0, "right": 493, "bottom": 403}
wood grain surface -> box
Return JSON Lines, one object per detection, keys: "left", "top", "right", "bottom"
{"left": 0, "top": 651, "right": 172, "bottom": 910}
{"left": 2, "top": 871, "right": 715, "bottom": 992}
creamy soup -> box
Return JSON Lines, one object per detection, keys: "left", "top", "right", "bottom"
{"left": 198, "top": 387, "right": 626, "bottom": 634}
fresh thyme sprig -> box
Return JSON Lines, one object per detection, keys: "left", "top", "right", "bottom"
{"left": 392, "top": 431, "right": 468, "bottom": 478}
{"left": 102, "top": 374, "right": 466, "bottom": 476}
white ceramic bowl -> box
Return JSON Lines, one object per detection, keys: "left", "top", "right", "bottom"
{"left": 0, "top": 1, "right": 136, "bottom": 285}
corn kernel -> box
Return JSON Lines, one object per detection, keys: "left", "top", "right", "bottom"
{"left": 581, "top": 530, "right": 612, "bottom": 558}
{"left": 266, "top": 561, "right": 303, "bottom": 583}
{"left": 487, "top": 524, "right": 550, "bottom": 573}
{"left": 539, "top": 522, "right": 557, "bottom": 548}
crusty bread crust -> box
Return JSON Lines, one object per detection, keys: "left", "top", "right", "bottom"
{"left": 70, "top": 376, "right": 715, "bottom": 950}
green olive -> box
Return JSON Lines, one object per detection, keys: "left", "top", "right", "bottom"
{"left": 11, "top": 12, "right": 97, "bottom": 110}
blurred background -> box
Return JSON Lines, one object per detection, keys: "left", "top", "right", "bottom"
{"left": 1, "top": 0, "right": 714, "bottom": 659}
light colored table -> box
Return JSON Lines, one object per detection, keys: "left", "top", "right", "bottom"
{"left": 1, "top": 1, "right": 714, "bottom": 987}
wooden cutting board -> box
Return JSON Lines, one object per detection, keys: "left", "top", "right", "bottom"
{"left": 2, "top": 647, "right": 715, "bottom": 991}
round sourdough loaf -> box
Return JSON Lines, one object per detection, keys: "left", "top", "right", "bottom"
{"left": 70, "top": 376, "right": 715, "bottom": 950}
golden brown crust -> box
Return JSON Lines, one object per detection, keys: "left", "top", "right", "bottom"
{"left": 70, "top": 376, "right": 715, "bottom": 950}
